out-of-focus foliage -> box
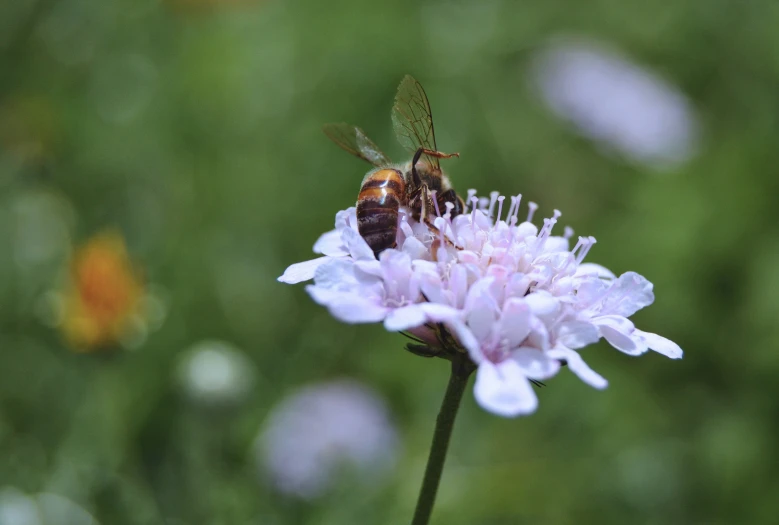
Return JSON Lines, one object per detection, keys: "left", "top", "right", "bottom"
{"left": 1, "top": 0, "right": 778, "bottom": 523}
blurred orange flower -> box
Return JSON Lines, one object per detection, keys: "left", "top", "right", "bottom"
{"left": 61, "top": 231, "right": 145, "bottom": 351}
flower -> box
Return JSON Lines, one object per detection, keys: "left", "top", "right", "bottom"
{"left": 279, "top": 191, "right": 682, "bottom": 417}
{"left": 59, "top": 231, "right": 146, "bottom": 351}
{"left": 255, "top": 379, "right": 399, "bottom": 500}
{"left": 531, "top": 37, "right": 699, "bottom": 170}
{"left": 0, "top": 487, "right": 100, "bottom": 525}
{"left": 176, "top": 340, "right": 257, "bottom": 407}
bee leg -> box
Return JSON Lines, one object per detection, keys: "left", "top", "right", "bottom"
{"left": 418, "top": 148, "right": 460, "bottom": 160}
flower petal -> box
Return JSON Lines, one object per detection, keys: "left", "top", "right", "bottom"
{"left": 575, "top": 263, "right": 615, "bottom": 280}
{"left": 548, "top": 347, "right": 608, "bottom": 389}
{"left": 306, "top": 286, "right": 388, "bottom": 324}
{"left": 383, "top": 305, "right": 427, "bottom": 331}
{"left": 312, "top": 258, "right": 363, "bottom": 291}
{"left": 512, "top": 347, "right": 560, "bottom": 380}
{"left": 599, "top": 272, "right": 655, "bottom": 317}
{"left": 500, "top": 298, "right": 532, "bottom": 347}
{"left": 556, "top": 321, "right": 600, "bottom": 349}
{"left": 342, "top": 228, "right": 375, "bottom": 261}
{"left": 474, "top": 361, "right": 538, "bottom": 417}
{"left": 594, "top": 315, "right": 648, "bottom": 356}
{"left": 543, "top": 236, "right": 569, "bottom": 253}
{"left": 402, "top": 236, "right": 429, "bottom": 260}
{"left": 418, "top": 303, "right": 462, "bottom": 323}
{"left": 313, "top": 230, "right": 347, "bottom": 256}
{"left": 278, "top": 257, "right": 332, "bottom": 284}
{"left": 524, "top": 291, "right": 560, "bottom": 322}
{"left": 447, "top": 321, "right": 482, "bottom": 363}
{"left": 634, "top": 329, "right": 683, "bottom": 359}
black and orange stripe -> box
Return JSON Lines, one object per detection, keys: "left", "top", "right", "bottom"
{"left": 356, "top": 168, "right": 405, "bottom": 257}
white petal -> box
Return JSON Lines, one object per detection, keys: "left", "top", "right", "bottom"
{"left": 402, "top": 236, "right": 429, "bottom": 260}
{"left": 417, "top": 269, "right": 447, "bottom": 304}
{"left": 575, "top": 277, "right": 610, "bottom": 306}
{"left": 505, "top": 272, "right": 531, "bottom": 298}
{"left": 307, "top": 287, "right": 387, "bottom": 324}
{"left": 556, "top": 321, "right": 600, "bottom": 349}
{"left": 334, "top": 208, "right": 354, "bottom": 231}
{"left": 543, "top": 236, "right": 569, "bottom": 253}
{"left": 474, "top": 361, "right": 538, "bottom": 417}
{"left": 466, "top": 300, "right": 497, "bottom": 343}
{"left": 278, "top": 257, "right": 332, "bottom": 284}
{"left": 524, "top": 291, "right": 560, "bottom": 321}
{"left": 447, "top": 321, "right": 483, "bottom": 363}
{"left": 594, "top": 315, "right": 648, "bottom": 356}
{"left": 305, "top": 285, "right": 343, "bottom": 305}
{"left": 515, "top": 222, "right": 538, "bottom": 239}
{"left": 512, "top": 347, "right": 560, "bottom": 380}
{"left": 313, "top": 230, "right": 348, "bottom": 256}
{"left": 548, "top": 347, "right": 608, "bottom": 389}
{"left": 463, "top": 277, "right": 499, "bottom": 313}
{"left": 354, "top": 260, "right": 383, "bottom": 277}
{"left": 418, "top": 303, "right": 462, "bottom": 323}
{"left": 574, "top": 263, "right": 615, "bottom": 280}
{"left": 634, "top": 329, "right": 683, "bottom": 359}
{"left": 312, "top": 258, "right": 361, "bottom": 291}
{"left": 600, "top": 271, "right": 655, "bottom": 317}
{"left": 449, "top": 265, "right": 470, "bottom": 308}
{"left": 526, "top": 316, "right": 551, "bottom": 350}
{"left": 463, "top": 278, "right": 499, "bottom": 342}
{"left": 383, "top": 305, "right": 427, "bottom": 331}
{"left": 500, "top": 298, "right": 532, "bottom": 347}
{"left": 342, "top": 228, "right": 376, "bottom": 261}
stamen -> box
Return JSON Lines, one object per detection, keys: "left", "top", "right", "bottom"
{"left": 443, "top": 201, "right": 454, "bottom": 220}
{"left": 511, "top": 194, "right": 523, "bottom": 225}
{"left": 478, "top": 196, "right": 490, "bottom": 211}
{"left": 431, "top": 190, "right": 441, "bottom": 217}
{"left": 574, "top": 237, "right": 594, "bottom": 265}
{"left": 496, "top": 196, "right": 505, "bottom": 224}
{"left": 443, "top": 202, "right": 455, "bottom": 240}
{"left": 527, "top": 201, "right": 538, "bottom": 222}
{"left": 487, "top": 191, "right": 499, "bottom": 218}
{"left": 506, "top": 196, "right": 517, "bottom": 224}
{"left": 470, "top": 196, "right": 479, "bottom": 234}
{"left": 564, "top": 226, "right": 574, "bottom": 239}
{"left": 535, "top": 210, "right": 561, "bottom": 255}
{"left": 571, "top": 236, "right": 587, "bottom": 256}
{"left": 576, "top": 236, "right": 597, "bottom": 264}
{"left": 466, "top": 189, "right": 477, "bottom": 212}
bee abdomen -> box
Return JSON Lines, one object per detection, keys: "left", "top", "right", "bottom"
{"left": 357, "top": 169, "right": 405, "bottom": 257}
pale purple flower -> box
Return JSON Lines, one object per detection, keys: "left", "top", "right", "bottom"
{"left": 256, "top": 379, "right": 399, "bottom": 500}
{"left": 531, "top": 37, "right": 699, "bottom": 170}
{"left": 279, "top": 191, "right": 682, "bottom": 417}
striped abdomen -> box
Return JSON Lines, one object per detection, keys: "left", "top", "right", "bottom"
{"left": 356, "top": 168, "right": 405, "bottom": 257}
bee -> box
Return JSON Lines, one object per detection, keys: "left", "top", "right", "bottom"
{"left": 323, "top": 75, "right": 466, "bottom": 257}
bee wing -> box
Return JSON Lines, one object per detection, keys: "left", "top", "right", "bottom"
{"left": 322, "top": 123, "right": 392, "bottom": 167}
{"left": 391, "top": 75, "right": 440, "bottom": 169}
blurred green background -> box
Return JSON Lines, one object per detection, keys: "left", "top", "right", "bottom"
{"left": 2, "top": 0, "right": 779, "bottom": 523}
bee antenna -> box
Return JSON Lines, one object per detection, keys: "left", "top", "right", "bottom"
{"left": 411, "top": 148, "right": 424, "bottom": 186}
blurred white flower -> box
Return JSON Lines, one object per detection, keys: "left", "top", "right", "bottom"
{"left": 256, "top": 379, "right": 399, "bottom": 500}
{"left": 0, "top": 488, "right": 98, "bottom": 525}
{"left": 531, "top": 37, "right": 699, "bottom": 169}
{"left": 279, "top": 192, "right": 682, "bottom": 417}
{"left": 0, "top": 487, "right": 40, "bottom": 525}
{"left": 176, "top": 340, "right": 257, "bottom": 406}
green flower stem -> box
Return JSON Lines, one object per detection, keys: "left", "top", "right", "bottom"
{"left": 411, "top": 355, "right": 475, "bottom": 525}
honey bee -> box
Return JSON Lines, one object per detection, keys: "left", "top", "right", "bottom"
{"left": 323, "top": 75, "right": 466, "bottom": 257}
